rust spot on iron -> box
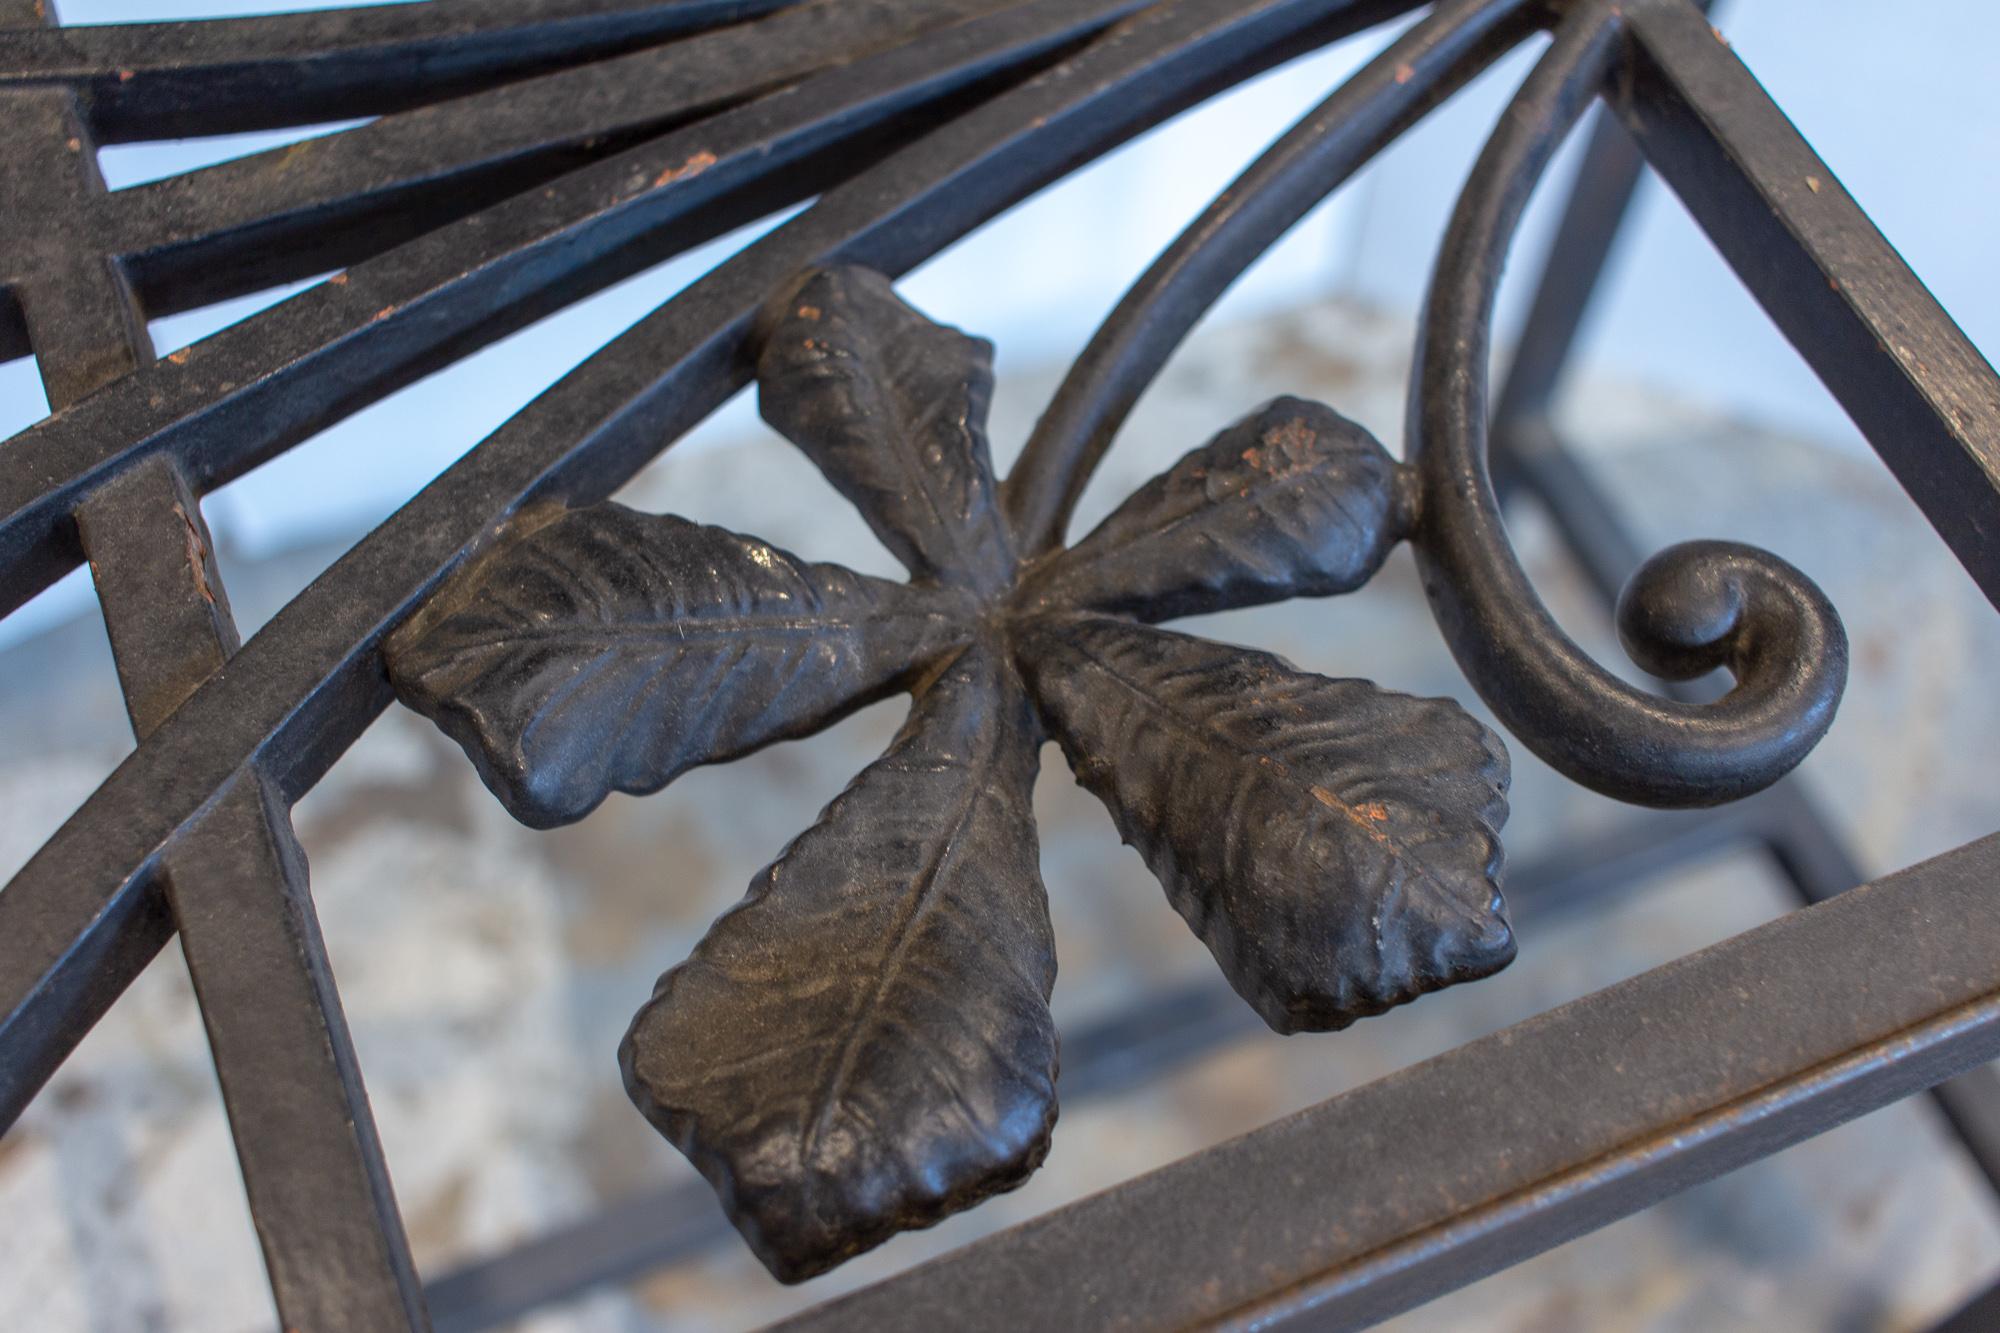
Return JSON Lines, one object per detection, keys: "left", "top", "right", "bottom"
{"left": 117, "top": 68, "right": 135, "bottom": 82}
{"left": 328, "top": 272, "right": 349, "bottom": 286}
{"left": 1394, "top": 63, "right": 1415, "bottom": 85}
{"left": 373, "top": 306, "right": 395, "bottom": 322}
{"left": 1264, "top": 415, "right": 1316, "bottom": 454}
{"left": 1805, "top": 175, "right": 1822, "bottom": 194}
{"left": 166, "top": 348, "right": 190, "bottom": 365}
{"left": 1235, "top": 416, "right": 1323, "bottom": 490}
{"left": 1311, "top": 786, "right": 1393, "bottom": 835}
{"left": 173, "top": 502, "right": 217, "bottom": 607}
{"left": 653, "top": 150, "right": 718, "bottom": 189}
{"left": 797, "top": 304, "right": 821, "bottom": 321}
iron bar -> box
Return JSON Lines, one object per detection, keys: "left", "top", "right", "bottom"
{"left": 1409, "top": 3, "right": 1847, "bottom": 809}
{"left": 0, "top": 0, "right": 1167, "bottom": 613}
{"left": 1488, "top": 106, "right": 1645, "bottom": 436}
{"left": 1615, "top": 0, "right": 2000, "bottom": 612}
{"left": 101, "top": 0, "right": 1049, "bottom": 321}
{"left": 75, "top": 458, "right": 238, "bottom": 735}
{"left": 0, "top": 86, "right": 150, "bottom": 406}
{"left": 78, "top": 459, "right": 423, "bottom": 1325}
{"left": 168, "top": 773, "right": 427, "bottom": 1329}
{"left": 1492, "top": 0, "right": 2000, "bottom": 1219}
{"left": 0, "top": 0, "right": 800, "bottom": 142}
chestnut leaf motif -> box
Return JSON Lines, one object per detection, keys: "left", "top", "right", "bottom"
{"left": 387, "top": 266, "right": 1515, "bottom": 1282}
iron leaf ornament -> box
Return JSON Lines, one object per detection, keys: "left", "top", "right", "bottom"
{"left": 387, "top": 266, "right": 1515, "bottom": 1281}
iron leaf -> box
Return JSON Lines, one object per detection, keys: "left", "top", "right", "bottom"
{"left": 621, "top": 644, "right": 1058, "bottom": 1282}
{"left": 1022, "top": 396, "right": 1407, "bottom": 622}
{"left": 387, "top": 504, "right": 970, "bottom": 828}
{"left": 758, "top": 266, "right": 1017, "bottom": 596}
{"left": 1017, "top": 614, "right": 1513, "bottom": 1033}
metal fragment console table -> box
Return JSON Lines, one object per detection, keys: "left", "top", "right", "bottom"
{"left": 2, "top": 0, "right": 1998, "bottom": 1329}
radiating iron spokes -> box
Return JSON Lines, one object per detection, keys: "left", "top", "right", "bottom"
{"left": 2, "top": 0, "right": 1994, "bottom": 1327}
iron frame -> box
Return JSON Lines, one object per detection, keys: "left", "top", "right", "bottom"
{"left": 2, "top": 0, "right": 1997, "bottom": 1327}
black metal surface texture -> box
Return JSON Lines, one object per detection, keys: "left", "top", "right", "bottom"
{"left": 1, "top": 0, "right": 1996, "bottom": 1326}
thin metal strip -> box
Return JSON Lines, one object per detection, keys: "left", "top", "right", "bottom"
{"left": 0, "top": 0, "right": 800, "bottom": 142}
{"left": 1616, "top": 0, "right": 2000, "bottom": 611}
{"left": 0, "top": 0, "right": 1150, "bottom": 611}
{"left": 1487, "top": 0, "right": 1716, "bottom": 437}
{"left": 780, "top": 831, "right": 2000, "bottom": 1332}
{"left": 76, "top": 460, "right": 423, "bottom": 1326}
{"left": 169, "top": 773, "right": 428, "bottom": 1331}
{"left": 103, "top": 0, "right": 1032, "bottom": 317}
{"left": 1488, "top": 104, "right": 1645, "bottom": 433}
{"left": 0, "top": 86, "right": 151, "bottom": 408}
{"left": 1004, "top": 0, "right": 1538, "bottom": 555}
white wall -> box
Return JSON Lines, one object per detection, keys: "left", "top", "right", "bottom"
{"left": 3, "top": 1, "right": 1995, "bottom": 646}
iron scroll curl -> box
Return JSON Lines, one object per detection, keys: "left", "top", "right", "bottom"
{"left": 1403, "top": 4, "right": 1847, "bottom": 807}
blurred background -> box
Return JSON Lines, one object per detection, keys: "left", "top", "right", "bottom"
{"left": 3, "top": 1, "right": 1999, "bottom": 1329}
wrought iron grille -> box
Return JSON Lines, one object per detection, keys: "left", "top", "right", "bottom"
{"left": 2, "top": 0, "right": 1998, "bottom": 1328}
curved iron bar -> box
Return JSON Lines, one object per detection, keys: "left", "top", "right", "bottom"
{"left": 1004, "top": 0, "right": 1536, "bottom": 556}
{"left": 0, "top": 0, "right": 1427, "bottom": 1129}
{"left": 1404, "top": 2, "right": 1847, "bottom": 807}
{"left": 0, "top": 0, "right": 1147, "bottom": 612}
{"left": 0, "top": 0, "right": 800, "bottom": 141}
{"left": 98, "top": 0, "right": 1041, "bottom": 323}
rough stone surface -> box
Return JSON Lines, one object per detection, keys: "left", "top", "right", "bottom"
{"left": 3, "top": 300, "right": 1998, "bottom": 1330}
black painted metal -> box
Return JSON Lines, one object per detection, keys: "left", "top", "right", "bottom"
{"left": 1485, "top": 0, "right": 2000, "bottom": 1211}
{"left": 82, "top": 456, "right": 422, "bottom": 1324}
{"left": 1, "top": 0, "right": 1996, "bottom": 1326}
{"left": 1614, "top": 0, "right": 2000, "bottom": 613}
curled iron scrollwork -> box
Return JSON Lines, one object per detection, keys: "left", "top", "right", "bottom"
{"left": 382, "top": 0, "right": 1845, "bottom": 1287}
{"left": 1405, "top": 2, "right": 1848, "bottom": 808}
